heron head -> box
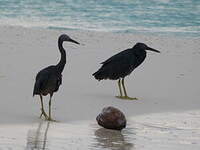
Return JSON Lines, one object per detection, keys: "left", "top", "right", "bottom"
{"left": 59, "top": 34, "right": 80, "bottom": 45}
{"left": 134, "top": 43, "right": 160, "bottom": 53}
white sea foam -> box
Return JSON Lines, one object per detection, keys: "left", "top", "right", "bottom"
{"left": 0, "top": 0, "right": 199, "bottom": 36}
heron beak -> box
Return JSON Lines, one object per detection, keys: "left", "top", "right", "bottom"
{"left": 147, "top": 47, "right": 160, "bottom": 53}
{"left": 69, "top": 38, "right": 80, "bottom": 45}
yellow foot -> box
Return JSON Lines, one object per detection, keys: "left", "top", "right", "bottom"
{"left": 115, "top": 96, "right": 138, "bottom": 100}
{"left": 40, "top": 111, "right": 49, "bottom": 120}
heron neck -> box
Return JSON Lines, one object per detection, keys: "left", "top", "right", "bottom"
{"left": 56, "top": 40, "right": 66, "bottom": 73}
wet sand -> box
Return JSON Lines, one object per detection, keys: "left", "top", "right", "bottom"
{"left": 0, "top": 26, "right": 200, "bottom": 149}
{"left": 1, "top": 111, "right": 200, "bottom": 150}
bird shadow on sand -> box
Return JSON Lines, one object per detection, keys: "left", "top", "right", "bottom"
{"left": 25, "top": 121, "right": 50, "bottom": 150}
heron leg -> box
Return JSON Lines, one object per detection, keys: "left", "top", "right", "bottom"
{"left": 47, "top": 94, "right": 56, "bottom": 122}
{"left": 121, "top": 78, "right": 137, "bottom": 100}
{"left": 115, "top": 79, "right": 124, "bottom": 99}
{"left": 39, "top": 95, "right": 48, "bottom": 119}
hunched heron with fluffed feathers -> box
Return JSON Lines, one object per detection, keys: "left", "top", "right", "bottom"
{"left": 93, "top": 43, "right": 160, "bottom": 100}
{"left": 33, "top": 34, "right": 80, "bottom": 121}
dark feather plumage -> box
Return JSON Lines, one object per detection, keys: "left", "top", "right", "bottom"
{"left": 33, "top": 66, "right": 62, "bottom": 96}
{"left": 33, "top": 34, "right": 79, "bottom": 120}
{"left": 92, "top": 42, "right": 160, "bottom": 99}
{"left": 33, "top": 34, "right": 79, "bottom": 98}
{"left": 93, "top": 43, "right": 150, "bottom": 80}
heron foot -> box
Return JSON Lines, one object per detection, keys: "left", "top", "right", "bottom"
{"left": 40, "top": 110, "right": 49, "bottom": 119}
{"left": 46, "top": 117, "right": 57, "bottom": 122}
{"left": 115, "top": 96, "right": 138, "bottom": 100}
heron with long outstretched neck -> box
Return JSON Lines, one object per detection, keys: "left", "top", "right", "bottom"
{"left": 93, "top": 43, "right": 160, "bottom": 100}
{"left": 33, "top": 34, "right": 79, "bottom": 121}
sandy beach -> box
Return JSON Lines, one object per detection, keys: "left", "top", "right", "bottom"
{"left": 0, "top": 26, "right": 200, "bottom": 149}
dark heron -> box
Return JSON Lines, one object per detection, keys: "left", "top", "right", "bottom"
{"left": 33, "top": 34, "right": 80, "bottom": 121}
{"left": 93, "top": 43, "right": 160, "bottom": 100}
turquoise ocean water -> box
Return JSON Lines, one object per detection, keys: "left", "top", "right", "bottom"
{"left": 0, "top": 0, "right": 199, "bottom": 36}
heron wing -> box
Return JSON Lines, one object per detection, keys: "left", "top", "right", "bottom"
{"left": 95, "top": 49, "right": 137, "bottom": 79}
{"left": 33, "top": 66, "right": 60, "bottom": 95}
{"left": 106, "top": 54, "right": 135, "bottom": 76}
{"left": 33, "top": 67, "right": 52, "bottom": 95}
{"left": 101, "top": 49, "right": 131, "bottom": 66}
{"left": 33, "top": 74, "right": 49, "bottom": 96}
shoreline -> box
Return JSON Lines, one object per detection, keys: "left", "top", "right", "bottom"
{"left": 1, "top": 24, "right": 199, "bottom": 39}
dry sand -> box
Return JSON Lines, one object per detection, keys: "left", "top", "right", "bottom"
{"left": 0, "top": 26, "right": 199, "bottom": 149}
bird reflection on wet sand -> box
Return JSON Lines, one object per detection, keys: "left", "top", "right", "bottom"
{"left": 25, "top": 121, "right": 50, "bottom": 150}
{"left": 94, "top": 128, "right": 134, "bottom": 150}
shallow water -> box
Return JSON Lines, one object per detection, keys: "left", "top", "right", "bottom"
{"left": 0, "top": 110, "right": 200, "bottom": 150}
{"left": 0, "top": 0, "right": 199, "bottom": 36}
